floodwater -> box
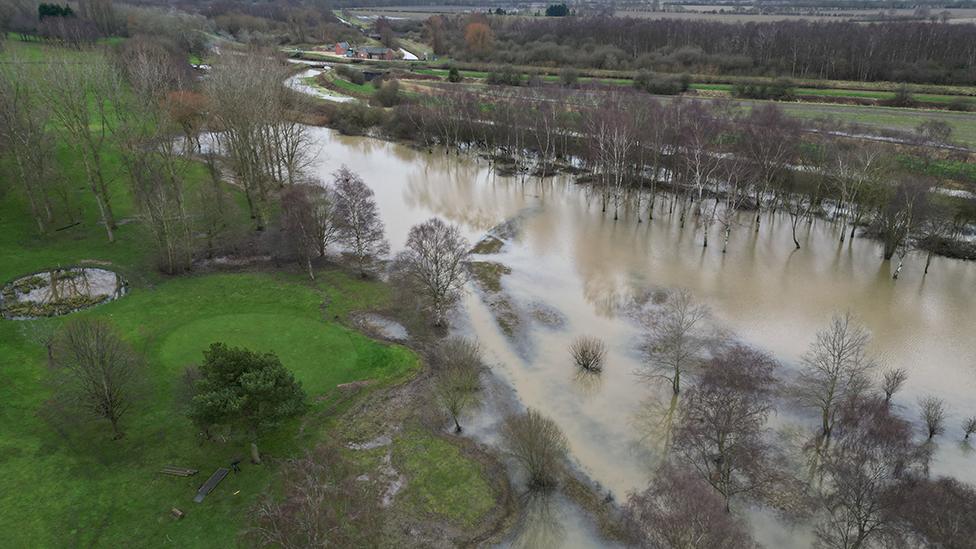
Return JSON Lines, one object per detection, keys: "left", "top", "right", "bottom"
{"left": 284, "top": 67, "right": 357, "bottom": 103}
{"left": 304, "top": 127, "right": 976, "bottom": 547}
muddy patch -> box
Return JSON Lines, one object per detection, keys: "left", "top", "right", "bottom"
{"left": 471, "top": 235, "right": 505, "bottom": 255}
{"left": 467, "top": 261, "right": 511, "bottom": 294}
{"left": 1, "top": 267, "right": 127, "bottom": 319}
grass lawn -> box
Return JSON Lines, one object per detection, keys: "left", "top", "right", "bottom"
{"left": 393, "top": 430, "right": 496, "bottom": 528}
{"left": 329, "top": 73, "right": 377, "bottom": 96}
{"left": 0, "top": 272, "right": 419, "bottom": 548}
{"left": 1, "top": 36, "right": 499, "bottom": 548}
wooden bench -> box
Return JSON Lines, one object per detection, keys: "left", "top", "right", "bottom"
{"left": 160, "top": 466, "right": 199, "bottom": 477}
{"left": 193, "top": 468, "right": 230, "bottom": 503}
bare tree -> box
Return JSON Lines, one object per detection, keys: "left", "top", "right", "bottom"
{"left": 37, "top": 57, "right": 118, "bottom": 241}
{"left": 584, "top": 95, "right": 634, "bottom": 220}
{"left": 918, "top": 396, "right": 946, "bottom": 440}
{"left": 49, "top": 318, "right": 143, "bottom": 439}
{"left": 570, "top": 336, "right": 607, "bottom": 373}
{"left": 797, "top": 313, "right": 876, "bottom": 440}
{"left": 281, "top": 184, "right": 337, "bottom": 280}
{"left": 963, "top": 417, "right": 976, "bottom": 440}
{"left": 107, "top": 36, "right": 195, "bottom": 274}
{"left": 815, "top": 396, "right": 930, "bottom": 549}
{"left": 897, "top": 477, "right": 976, "bottom": 548}
{"left": 332, "top": 167, "right": 390, "bottom": 277}
{"left": 875, "top": 177, "right": 932, "bottom": 262}
{"left": 248, "top": 444, "right": 383, "bottom": 548}
{"left": 207, "top": 52, "right": 310, "bottom": 230}
{"left": 640, "top": 289, "right": 709, "bottom": 395}
{"left": 432, "top": 336, "right": 482, "bottom": 433}
{"left": 624, "top": 464, "right": 755, "bottom": 549}
{"left": 828, "top": 143, "right": 888, "bottom": 243}
{"left": 0, "top": 62, "right": 66, "bottom": 234}
{"left": 740, "top": 104, "right": 800, "bottom": 232}
{"left": 673, "top": 344, "right": 779, "bottom": 510}
{"left": 501, "top": 408, "right": 569, "bottom": 490}
{"left": 880, "top": 368, "right": 907, "bottom": 405}
{"left": 396, "top": 217, "right": 469, "bottom": 327}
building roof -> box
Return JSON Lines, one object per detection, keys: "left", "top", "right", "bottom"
{"left": 361, "top": 46, "right": 391, "bottom": 55}
{"left": 336, "top": 41, "right": 349, "bottom": 48}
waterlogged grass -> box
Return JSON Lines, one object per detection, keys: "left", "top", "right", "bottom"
{"left": 393, "top": 430, "right": 496, "bottom": 528}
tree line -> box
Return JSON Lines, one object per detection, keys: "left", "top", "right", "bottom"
{"left": 390, "top": 88, "right": 976, "bottom": 275}
{"left": 425, "top": 15, "right": 976, "bottom": 84}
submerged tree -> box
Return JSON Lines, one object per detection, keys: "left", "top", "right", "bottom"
{"left": 673, "top": 344, "right": 779, "bottom": 510}
{"left": 918, "top": 396, "right": 946, "bottom": 440}
{"left": 640, "top": 289, "right": 709, "bottom": 394}
{"left": 49, "top": 318, "right": 143, "bottom": 439}
{"left": 815, "top": 396, "right": 931, "bottom": 549}
{"left": 501, "top": 408, "right": 569, "bottom": 490}
{"left": 333, "top": 167, "right": 390, "bottom": 277}
{"left": 880, "top": 367, "right": 908, "bottom": 406}
{"left": 797, "top": 313, "right": 876, "bottom": 440}
{"left": 963, "top": 417, "right": 976, "bottom": 440}
{"left": 570, "top": 336, "right": 607, "bottom": 373}
{"left": 187, "top": 343, "right": 306, "bottom": 464}
{"left": 624, "top": 464, "right": 755, "bottom": 549}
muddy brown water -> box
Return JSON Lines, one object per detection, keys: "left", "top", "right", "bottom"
{"left": 306, "top": 127, "right": 976, "bottom": 547}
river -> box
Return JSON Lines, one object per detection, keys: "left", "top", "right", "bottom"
{"left": 304, "top": 127, "right": 976, "bottom": 547}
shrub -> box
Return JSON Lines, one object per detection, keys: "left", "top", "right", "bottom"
{"left": 335, "top": 64, "right": 366, "bottom": 85}
{"left": 447, "top": 66, "right": 462, "bottom": 83}
{"left": 732, "top": 78, "right": 795, "bottom": 100}
{"left": 634, "top": 71, "right": 689, "bottom": 95}
{"left": 559, "top": 67, "right": 579, "bottom": 87}
{"left": 570, "top": 336, "right": 607, "bottom": 372}
{"left": 886, "top": 85, "right": 915, "bottom": 107}
{"left": 372, "top": 79, "right": 401, "bottom": 107}
{"left": 486, "top": 66, "right": 521, "bottom": 86}
{"left": 501, "top": 408, "right": 568, "bottom": 490}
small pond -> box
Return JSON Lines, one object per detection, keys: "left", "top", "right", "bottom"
{"left": 1, "top": 267, "right": 127, "bottom": 319}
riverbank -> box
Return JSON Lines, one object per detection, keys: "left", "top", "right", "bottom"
{"left": 0, "top": 38, "right": 515, "bottom": 548}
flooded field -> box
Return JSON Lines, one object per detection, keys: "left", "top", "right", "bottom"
{"left": 305, "top": 127, "right": 976, "bottom": 547}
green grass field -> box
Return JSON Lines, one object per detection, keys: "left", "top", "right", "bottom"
{"left": 329, "top": 73, "right": 377, "bottom": 96}
{"left": 0, "top": 37, "right": 497, "bottom": 547}
{"left": 412, "top": 66, "right": 976, "bottom": 111}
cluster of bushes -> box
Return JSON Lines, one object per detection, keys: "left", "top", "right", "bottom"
{"left": 336, "top": 64, "right": 366, "bottom": 85}
{"left": 732, "top": 78, "right": 796, "bottom": 100}
{"left": 371, "top": 78, "right": 401, "bottom": 107}
{"left": 330, "top": 101, "right": 388, "bottom": 136}
{"left": 486, "top": 66, "right": 523, "bottom": 86}
{"left": 634, "top": 71, "right": 690, "bottom": 95}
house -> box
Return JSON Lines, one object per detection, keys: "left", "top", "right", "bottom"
{"left": 334, "top": 41, "right": 350, "bottom": 56}
{"left": 353, "top": 46, "right": 397, "bottom": 61}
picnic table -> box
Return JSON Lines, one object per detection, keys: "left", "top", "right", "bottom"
{"left": 159, "top": 466, "right": 198, "bottom": 477}
{"left": 193, "top": 468, "right": 230, "bottom": 503}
